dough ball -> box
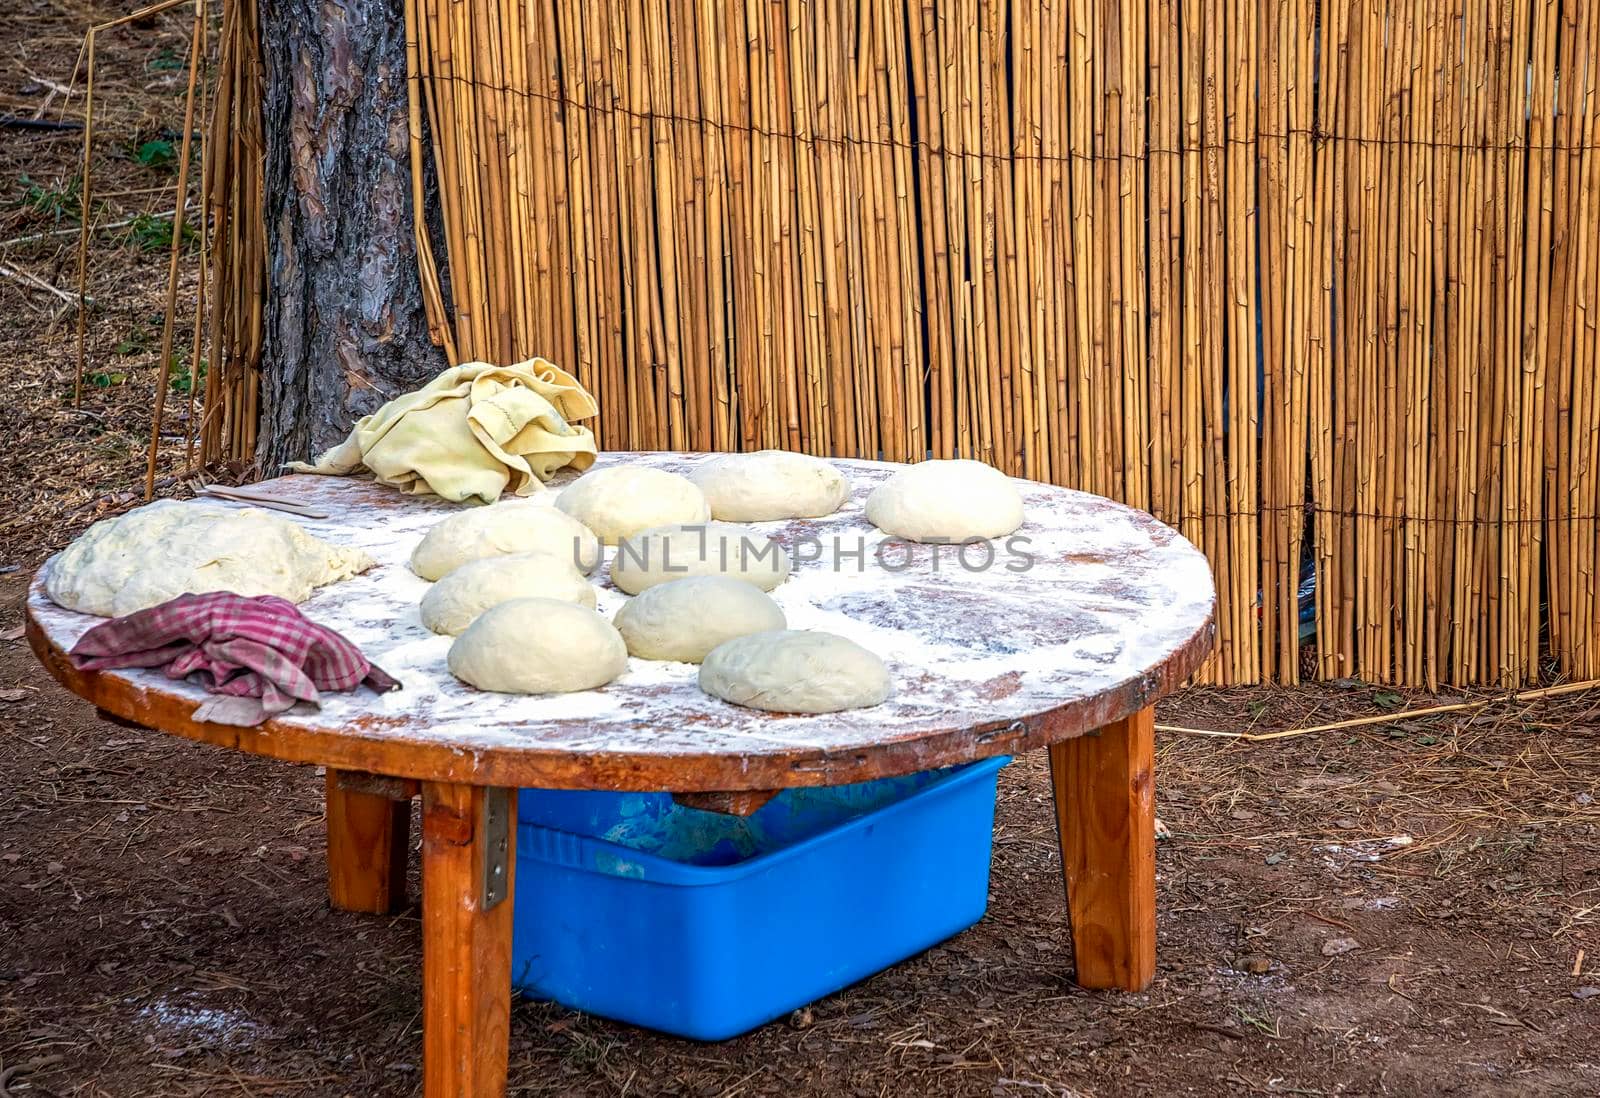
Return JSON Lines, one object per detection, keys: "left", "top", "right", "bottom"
{"left": 448, "top": 597, "right": 627, "bottom": 694}
{"left": 699, "top": 630, "right": 892, "bottom": 713}
{"left": 411, "top": 499, "right": 601, "bottom": 580}
{"left": 420, "top": 552, "right": 596, "bottom": 636}
{"left": 864, "top": 459, "right": 1024, "bottom": 543}
{"left": 614, "top": 576, "right": 787, "bottom": 663}
{"left": 611, "top": 522, "right": 791, "bottom": 595}
{"left": 47, "top": 500, "right": 372, "bottom": 618}
{"left": 554, "top": 466, "right": 710, "bottom": 544}
{"left": 689, "top": 450, "right": 851, "bottom": 521}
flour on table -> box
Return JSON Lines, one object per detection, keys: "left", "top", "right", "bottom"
{"left": 28, "top": 455, "right": 1216, "bottom": 762}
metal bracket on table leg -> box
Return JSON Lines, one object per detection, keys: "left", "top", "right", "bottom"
{"left": 480, "top": 787, "right": 511, "bottom": 910}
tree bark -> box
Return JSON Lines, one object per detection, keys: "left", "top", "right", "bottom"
{"left": 256, "top": 0, "right": 445, "bottom": 470}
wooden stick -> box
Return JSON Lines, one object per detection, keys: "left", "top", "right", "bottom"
{"left": 71, "top": 28, "right": 95, "bottom": 408}
{"left": 183, "top": 0, "right": 209, "bottom": 472}
{"left": 403, "top": 0, "right": 458, "bottom": 361}
{"left": 198, "top": 483, "right": 329, "bottom": 518}
{"left": 0, "top": 261, "right": 89, "bottom": 306}
{"left": 143, "top": 0, "right": 206, "bottom": 500}
{"left": 1159, "top": 679, "right": 1600, "bottom": 742}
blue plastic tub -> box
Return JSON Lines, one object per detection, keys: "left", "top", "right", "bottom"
{"left": 510, "top": 756, "right": 1009, "bottom": 1040}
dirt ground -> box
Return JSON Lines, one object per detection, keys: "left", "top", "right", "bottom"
{"left": 1, "top": 4, "right": 1598, "bottom": 1096}
{"left": 2, "top": 622, "right": 1598, "bottom": 1097}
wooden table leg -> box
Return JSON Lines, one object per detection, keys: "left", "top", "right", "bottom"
{"left": 421, "top": 782, "right": 516, "bottom": 1098}
{"left": 1047, "top": 706, "right": 1156, "bottom": 991}
{"left": 325, "top": 768, "right": 410, "bottom": 914}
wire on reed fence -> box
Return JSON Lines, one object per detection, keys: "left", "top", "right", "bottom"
{"left": 212, "top": 0, "right": 1600, "bottom": 689}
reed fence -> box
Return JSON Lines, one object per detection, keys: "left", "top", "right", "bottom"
{"left": 197, "top": 0, "right": 265, "bottom": 465}
{"left": 206, "top": 0, "right": 1600, "bottom": 688}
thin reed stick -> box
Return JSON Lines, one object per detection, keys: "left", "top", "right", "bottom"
{"left": 183, "top": 3, "right": 209, "bottom": 471}
{"left": 143, "top": 0, "right": 205, "bottom": 500}
{"left": 1159, "top": 679, "right": 1600, "bottom": 742}
{"left": 71, "top": 29, "right": 95, "bottom": 409}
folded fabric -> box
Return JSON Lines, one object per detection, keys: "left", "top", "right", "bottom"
{"left": 287, "top": 359, "right": 600, "bottom": 504}
{"left": 69, "top": 592, "right": 399, "bottom": 727}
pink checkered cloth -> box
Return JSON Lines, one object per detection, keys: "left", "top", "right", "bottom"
{"left": 69, "top": 592, "right": 399, "bottom": 727}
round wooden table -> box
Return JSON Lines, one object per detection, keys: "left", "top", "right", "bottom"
{"left": 27, "top": 452, "right": 1215, "bottom": 1098}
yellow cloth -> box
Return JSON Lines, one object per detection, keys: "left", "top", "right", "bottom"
{"left": 288, "top": 359, "right": 599, "bottom": 504}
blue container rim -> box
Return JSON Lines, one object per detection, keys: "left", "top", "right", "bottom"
{"left": 517, "top": 755, "right": 1010, "bottom": 886}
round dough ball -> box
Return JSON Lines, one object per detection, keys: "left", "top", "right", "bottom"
{"left": 864, "top": 459, "right": 1024, "bottom": 543}
{"left": 614, "top": 576, "right": 787, "bottom": 663}
{"left": 411, "top": 500, "right": 601, "bottom": 580}
{"left": 448, "top": 598, "right": 627, "bottom": 694}
{"left": 554, "top": 466, "right": 710, "bottom": 544}
{"left": 699, "top": 630, "right": 891, "bottom": 713}
{"left": 611, "top": 522, "right": 791, "bottom": 595}
{"left": 420, "top": 552, "right": 596, "bottom": 636}
{"left": 689, "top": 450, "right": 851, "bottom": 521}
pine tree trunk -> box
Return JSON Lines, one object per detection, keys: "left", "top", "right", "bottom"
{"left": 254, "top": 0, "right": 445, "bottom": 470}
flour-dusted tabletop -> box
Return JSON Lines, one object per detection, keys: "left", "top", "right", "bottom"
{"left": 27, "top": 452, "right": 1219, "bottom": 1093}
{"left": 27, "top": 452, "right": 1215, "bottom": 790}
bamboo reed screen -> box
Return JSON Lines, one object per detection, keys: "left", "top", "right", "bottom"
{"left": 197, "top": 0, "right": 265, "bottom": 464}
{"left": 210, "top": 1, "right": 1600, "bottom": 689}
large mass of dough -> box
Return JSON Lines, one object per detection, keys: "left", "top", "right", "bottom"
{"left": 864, "top": 459, "right": 1024, "bottom": 543}
{"left": 689, "top": 450, "right": 851, "bottom": 521}
{"left": 698, "top": 629, "right": 892, "bottom": 713}
{"left": 613, "top": 576, "right": 786, "bottom": 663}
{"left": 554, "top": 466, "right": 709, "bottom": 544}
{"left": 447, "top": 597, "right": 628, "bottom": 694}
{"left": 410, "top": 499, "right": 602, "bottom": 580}
{"left": 610, "top": 522, "right": 791, "bottom": 595}
{"left": 419, "top": 552, "right": 596, "bottom": 636}
{"left": 46, "top": 500, "right": 373, "bottom": 618}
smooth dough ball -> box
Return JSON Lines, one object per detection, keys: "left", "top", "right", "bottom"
{"left": 554, "top": 466, "right": 710, "bottom": 544}
{"left": 689, "top": 450, "right": 851, "bottom": 521}
{"left": 411, "top": 500, "right": 601, "bottom": 580}
{"left": 611, "top": 522, "right": 791, "bottom": 595}
{"left": 699, "top": 630, "right": 892, "bottom": 713}
{"left": 864, "top": 459, "right": 1024, "bottom": 543}
{"left": 47, "top": 500, "right": 372, "bottom": 617}
{"left": 614, "top": 576, "right": 787, "bottom": 663}
{"left": 420, "top": 552, "right": 596, "bottom": 636}
{"left": 448, "top": 597, "right": 627, "bottom": 694}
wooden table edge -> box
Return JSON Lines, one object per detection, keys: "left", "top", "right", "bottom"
{"left": 27, "top": 596, "right": 1216, "bottom": 791}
